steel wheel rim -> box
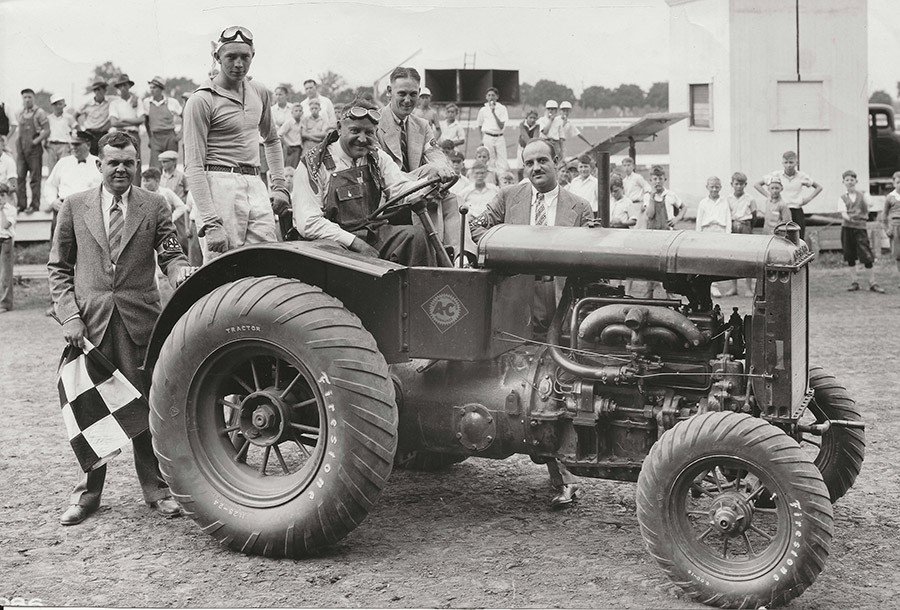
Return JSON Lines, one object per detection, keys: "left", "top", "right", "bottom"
{"left": 668, "top": 455, "right": 791, "bottom": 579}
{"left": 188, "top": 340, "right": 326, "bottom": 508}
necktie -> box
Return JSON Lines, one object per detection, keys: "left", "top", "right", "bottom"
{"left": 108, "top": 195, "right": 124, "bottom": 262}
{"left": 400, "top": 118, "right": 409, "bottom": 172}
{"left": 534, "top": 192, "right": 547, "bottom": 226}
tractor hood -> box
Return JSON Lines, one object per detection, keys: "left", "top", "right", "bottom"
{"left": 476, "top": 225, "right": 814, "bottom": 280}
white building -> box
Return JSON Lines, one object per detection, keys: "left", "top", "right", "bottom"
{"left": 665, "top": 0, "right": 868, "bottom": 216}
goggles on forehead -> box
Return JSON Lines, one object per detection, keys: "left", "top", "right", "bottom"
{"left": 342, "top": 106, "right": 381, "bottom": 123}
{"left": 219, "top": 26, "right": 254, "bottom": 45}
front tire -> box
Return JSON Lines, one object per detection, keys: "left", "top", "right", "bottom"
{"left": 636, "top": 412, "right": 833, "bottom": 609}
{"left": 150, "top": 277, "right": 397, "bottom": 557}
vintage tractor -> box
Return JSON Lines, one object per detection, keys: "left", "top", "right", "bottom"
{"left": 145, "top": 178, "right": 864, "bottom": 609}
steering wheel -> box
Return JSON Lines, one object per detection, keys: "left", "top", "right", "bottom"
{"left": 368, "top": 174, "right": 457, "bottom": 221}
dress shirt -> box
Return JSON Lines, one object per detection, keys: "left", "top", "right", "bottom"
{"left": 695, "top": 196, "right": 732, "bottom": 232}
{"left": 78, "top": 99, "right": 111, "bottom": 131}
{"left": 43, "top": 154, "right": 102, "bottom": 206}
{"left": 538, "top": 114, "right": 563, "bottom": 140}
{"left": 529, "top": 185, "right": 560, "bottom": 226}
{"left": 0, "top": 152, "right": 16, "bottom": 184}
{"left": 101, "top": 186, "right": 130, "bottom": 235}
{"left": 440, "top": 120, "right": 465, "bottom": 145}
{"left": 459, "top": 183, "right": 499, "bottom": 218}
{"left": 476, "top": 102, "right": 508, "bottom": 135}
{"left": 156, "top": 186, "right": 188, "bottom": 221}
{"left": 567, "top": 175, "right": 598, "bottom": 212}
{"left": 161, "top": 168, "right": 188, "bottom": 201}
{"left": 0, "top": 201, "right": 16, "bottom": 240}
{"left": 611, "top": 196, "right": 636, "bottom": 227}
{"left": 291, "top": 141, "right": 413, "bottom": 247}
{"left": 278, "top": 119, "right": 304, "bottom": 147}
{"left": 622, "top": 171, "right": 650, "bottom": 202}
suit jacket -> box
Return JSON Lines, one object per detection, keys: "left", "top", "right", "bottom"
{"left": 471, "top": 182, "right": 594, "bottom": 242}
{"left": 48, "top": 185, "right": 189, "bottom": 347}
{"left": 377, "top": 110, "right": 451, "bottom": 174}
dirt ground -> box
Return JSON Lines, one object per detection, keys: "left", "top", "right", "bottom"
{"left": 2, "top": 261, "right": 899, "bottom": 609}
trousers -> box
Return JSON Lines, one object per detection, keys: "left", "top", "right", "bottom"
{"left": 15, "top": 146, "right": 42, "bottom": 211}
{"left": 196, "top": 171, "right": 277, "bottom": 263}
{"left": 481, "top": 133, "right": 509, "bottom": 172}
{"left": 0, "top": 237, "right": 13, "bottom": 309}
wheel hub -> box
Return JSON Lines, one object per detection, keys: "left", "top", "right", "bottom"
{"left": 709, "top": 493, "right": 753, "bottom": 536}
{"left": 239, "top": 390, "right": 289, "bottom": 447}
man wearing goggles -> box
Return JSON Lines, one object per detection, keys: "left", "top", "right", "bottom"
{"left": 182, "top": 25, "right": 291, "bottom": 262}
{"left": 291, "top": 98, "right": 433, "bottom": 267}
{"left": 378, "top": 67, "right": 475, "bottom": 263}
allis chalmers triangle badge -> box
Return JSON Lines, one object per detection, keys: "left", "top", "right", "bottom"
{"left": 422, "top": 285, "right": 469, "bottom": 333}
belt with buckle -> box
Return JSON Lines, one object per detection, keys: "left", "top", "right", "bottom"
{"left": 483, "top": 132, "right": 503, "bottom": 137}
{"left": 205, "top": 164, "right": 260, "bottom": 176}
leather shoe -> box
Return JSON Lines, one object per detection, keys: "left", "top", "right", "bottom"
{"left": 60, "top": 504, "right": 95, "bottom": 526}
{"left": 550, "top": 483, "right": 583, "bottom": 509}
{"left": 150, "top": 496, "right": 183, "bottom": 518}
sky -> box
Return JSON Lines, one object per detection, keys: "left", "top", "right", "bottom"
{"left": 0, "top": 0, "right": 898, "bottom": 107}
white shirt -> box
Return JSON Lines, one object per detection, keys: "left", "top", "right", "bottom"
{"left": 47, "top": 112, "right": 77, "bottom": 142}
{"left": 152, "top": 186, "right": 188, "bottom": 221}
{"left": 476, "top": 102, "right": 508, "bottom": 135}
{"left": 538, "top": 114, "right": 563, "bottom": 139}
{"left": 101, "top": 186, "right": 130, "bottom": 235}
{"left": 108, "top": 95, "right": 142, "bottom": 131}
{"left": 440, "top": 120, "right": 466, "bottom": 146}
{"left": 561, "top": 119, "right": 581, "bottom": 140}
{"left": 291, "top": 141, "right": 413, "bottom": 246}
{"left": 567, "top": 175, "right": 598, "bottom": 212}
{"left": 301, "top": 95, "right": 336, "bottom": 129}
{"left": 0, "top": 201, "right": 16, "bottom": 240}
{"left": 529, "top": 185, "right": 560, "bottom": 226}
{"left": 43, "top": 154, "right": 102, "bottom": 207}
{"left": 270, "top": 103, "right": 293, "bottom": 130}
{"left": 695, "top": 196, "right": 732, "bottom": 232}
{"left": 764, "top": 170, "right": 813, "bottom": 209}
{"left": 0, "top": 152, "right": 16, "bottom": 184}
{"left": 728, "top": 192, "right": 757, "bottom": 222}
{"left": 459, "top": 182, "right": 499, "bottom": 218}
{"left": 449, "top": 174, "right": 471, "bottom": 198}
{"left": 141, "top": 96, "right": 183, "bottom": 119}
{"left": 622, "top": 171, "right": 650, "bottom": 203}
{"left": 611, "top": 196, "right": 636, "bottom": 227}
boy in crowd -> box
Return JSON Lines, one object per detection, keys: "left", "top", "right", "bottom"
{"left": 459, "top": 162, "right": 499, "bottom": 219}
{"left": 301, "top": 99, "right": 328, "bottom": 154}
{"left": 727, "top": 171, "right": 757, "bottom": 296}
{"left": 0, "top": 136, "right": 18, "bottom": 189}
{"left": 142, "top": 168, "right": 190, "bottom": 254}
{"left": 763, "top": 178, "right": 791, "bottom": 234}
{"left": 278, "top": 103, "right": 304, "bottom": 169}
{"left": 883, "top": 171, "right": 900, "bottom": 288}
{"left": 447, "top": 150, "right": 471, "bottom": 198}
{"left": 473, "top": 146, "right": 499, "bottom": 186}
{"left": 635, "top": 166, "right": 683, "bottom": 298}
{"left": 518, "top": 109, "right": 540, "bottom": 167}
{"left": 538, "top": 100, "right": 563, "bottom": 158}
{"left": 754, "top": 150, "right": 822, "bottom": 241}
{"left": 498, "top": 171, "right": 516, "bottom": 187}
{"left": 838, "top": 170, "right": 884, "bottom": 293}
{"left": 412, "top": 87, "right": 441, "bottom": 142}
{"left": 619, "top": 156, "right": 650, "bottom": 228}
{"left": 439, "top": 103, "right": 465, "bottom": 151}
{"left": 610, "top": 176, "right": 637, "bottom": 228}
{"left": 0, "top": 182, "right": 16, "bottom": 313}
{"left": 567, "top": 155, "right": 598, "bottom": 215}
{"left": 695, "top": 176, "right": 732, "bottom": 297}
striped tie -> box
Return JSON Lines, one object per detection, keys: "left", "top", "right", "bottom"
{"left": 534, "top": 192, "right": 547, "bottom": 226}
{"left": 400, "top": 118, "right": 410, "bottom": 172}
{"left": 108, "top": 195, "right": 124, "bottom": 262}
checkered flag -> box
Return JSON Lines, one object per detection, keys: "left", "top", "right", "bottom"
{"left": 57, "top": 338, "right": 150, "bottom": 472}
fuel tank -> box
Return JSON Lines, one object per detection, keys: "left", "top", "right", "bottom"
{"left": 476, "top": 225, "right": 813, "bottom": 280}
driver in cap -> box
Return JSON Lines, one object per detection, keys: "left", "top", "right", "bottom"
{"left": 291, "top": 97, "right": 435, "bottom": 266}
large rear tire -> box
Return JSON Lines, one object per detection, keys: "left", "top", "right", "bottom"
{"left": 636, "top": 412, "right": 833, "bottom": 609}
{"left": 149, "top": 277, "right": 397, "bottom": 557}
{"left": 802, "top": 366, "right": 865, "bottom": 503}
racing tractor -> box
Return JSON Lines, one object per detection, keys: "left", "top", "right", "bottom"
{"left": 145, "top": 177, "right": 864, "bottom": 609}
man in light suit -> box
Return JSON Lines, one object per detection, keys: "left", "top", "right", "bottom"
{"left": 471, "top": 138, "right": 594, "bottom": 509}
{"left": 48, "top": 131, "right": 195, "bottom": 526}
{"left": 377, "top": 67, "right": 475, "bottom": 263}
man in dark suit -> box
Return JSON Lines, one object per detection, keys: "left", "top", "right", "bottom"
{"left": 48, "top": 131, "right": 195, "bottom": 525}
{"left": 472, "top": 138, "right": 594, "bottom": 509}
{"left": 377, "top": 67, "right": 474, "bottom": 262}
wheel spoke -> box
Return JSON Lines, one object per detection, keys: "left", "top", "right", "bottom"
{"left": 722, "top": 536, "right": 729, "bottom": 559}
{"left": 280, "top": 372, "right": 304, "bottom": 400}
{"left": 273, "top": 359, "right": 281, "bottom": 390}
{"left": 234, "top": 439, "right": 250, "bottom": 462}
{"left": 250, "top": 358, "right": 261, "bottom": 391}
{"left": 218, "top": 397, "right": 241, "bottom": 410}
{"left": 290, "top": 422, "right": 320, "bottom": 435}
{"left": 686, "top": 510, "right": 709, "bottom": 517}
{"left": 293, "top": 397, "right": 318, "bottom": 409}
{"left": 690, "top": 483, "right": 715, "bottom": 498}
{"left": 293, "top": 438, "right": 311, "bottom": 457}
{"left": 749, "top": 524, "right": 774, "bottom": 541}
{"left": 234, "top": 374, "right": 254, "bottom": 395}
{"left": 259, "top": 446, "right": 271, "bottom": 475}
{"left": 710, "top": 467, "right": 724, "bottom": 494}
{"left": 746, "top": 485, "right": 766, "bottom": 502}
{"left": 742, "top": 532, "right": 756, "bottom": 558}
{"left": 220, "top": 424, "right": 241, "bottom": 435}
{"left": 697, "top": 526, "right": 714, "bottom": 542}
{"left": 273, "top": 444, "right": 290, "bottom": 474}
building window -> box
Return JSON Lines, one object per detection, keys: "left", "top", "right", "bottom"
{"left": 689, "top": 83, "right": 712, "bottom": 129}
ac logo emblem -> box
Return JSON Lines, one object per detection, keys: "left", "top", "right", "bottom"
{"left": 422, "top": 285, "right": 469, "bottom": 333}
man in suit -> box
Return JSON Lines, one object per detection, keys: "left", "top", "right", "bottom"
{"left": 472, "top": 138, "right": 594, "bottom": 509}
{"left": 48, "top": 131, "right": 195, "bottom": 525}
{"left": 377, "top": 67, "right": 474, "bottom": 263}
